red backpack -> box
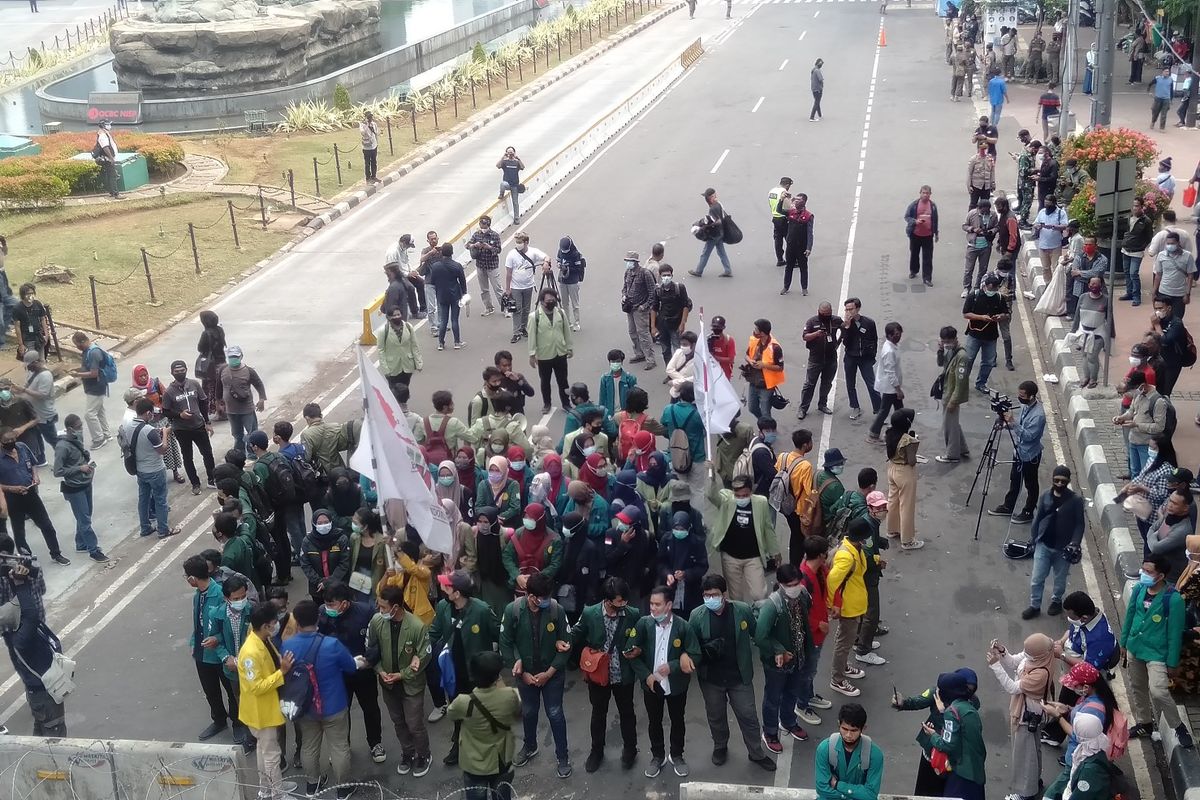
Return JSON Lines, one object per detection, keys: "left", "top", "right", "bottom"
{"left": 1078, "top": 699, "right": 1129, "bottom": 760}
{"left": 617, "top": 412, "right": 644, "bottom": 463}
{"left": 423, "top": 416, "right": 452, "bottom": 465}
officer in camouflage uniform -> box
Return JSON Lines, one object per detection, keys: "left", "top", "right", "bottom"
{"left": 1026, "top": 29, "right": 1045, "bottom": 83}
{"left": 1045, "top": 32, "right": 1062, "bottom": 85}
{"left": 1015, "top": 136, "right": 1037, "bottom": 228}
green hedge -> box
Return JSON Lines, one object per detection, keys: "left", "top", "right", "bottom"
{"left": 0, "top": 174, "right": 69, "bottom": 207}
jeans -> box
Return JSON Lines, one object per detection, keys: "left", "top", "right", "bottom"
{"left": 137, "top": 469, "right": 171, "bottom": 536}
{"left": 1029, "top": 542, "right": 1072, "bottom": 609}
{"left": 761, "top": 664, "right": 803, "bottom": 735}
{"left": 587, "top": 680, "right": 637, "bottom": 754}
{"left": 227, "top": 411, "right": 257, "bottom": 457}
{"left": 173, "top": 427, "right": 215, "bottom": 488}
{"left": 27, "top": 687, "right": 66, "bottom": 737}
{"left": 643, "top": 684, "right": 687, "bottom": 759}
{"left": 500, "top": 181, "right": 521, "bottom": 218}
{"left": 909, "top": 234, "right": 934, "bottom": 280}
{"left": 1151, "top": 97, "right": 1170, "bottom": 129}
{"left": 63, "top": 485, "right": 99, "bottom": 554}
{"left": 464, "top": 770, "right": 515, "bottom": 800}
{"left": 1128, "top": 442, "right": 1150, "bottom": 478}
{"left": 517, "top": 672, "right": 568, "bottom": 761}
{"left": 842, "top": 356, "right": 879, "bottom": 412}
{"left": 800, "top": 358, "right": 837, "bottom": 412}
{"left": 1003, "top": 455, "right": 1041, "bottom": 514}
{"left": 962, "top": 245, "right": 992, "bottom": 289}
{"left": 83, "top": 392, "right": 110, "bottom": 444}
{"left": 796, "top": 643, "right": 822, "bottom": 710}
{"left": 7, "top": 489, "right": 62, "bottom": 559}
{"left": 477, "top": 267, "right": 504, "bottom": 313}
{"left": 695, "top": 238, "right": 732, "bottom": 276}
{"left": 627, "top": 308, "right": 655, "bottom": 364}
{"left": 747, "top": 384, "right": 774, "bottom": 423}
{"left": 1122, "top": 253, "right": 1143, "bottom": 301}
{"left": 34, "top": 418, "right": 57, "bottom": 463}
{"left": 699, "top": 680, "right": 766, "bottom": 757}
{"left": 962, "top": 335, "right": 996, "bottom": 389}
{"left": 285, "top": 504, "right": 306, "bottom": 560}
{"left": 424, "top": 280, "right": 438, "bottom": 325}
{"left": 658, "top": 326, "right": 682, "bottom": 366}
{"left": 810, "top": 90, "right": 822, "bottom": 120}
{"left": 363, "top": 148, "right": 378, "bottom": 180}
{"left": 536, "top": 356, "right": 570, "bottom": 409}
{"left": 990, "top": 101, "right": 1003, "bottom": 126}
{"left": 509, "top": 288, "right": 533, "bottom": 337}
{"left": 868, "top": 393, "right": 903, "bottom": 438}
{"left": 437, "top": 301, "right": 462, "bottom": 346}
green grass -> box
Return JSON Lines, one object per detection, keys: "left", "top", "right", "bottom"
{"left": 0, "top": 194, "right": 294, "bottom": 336}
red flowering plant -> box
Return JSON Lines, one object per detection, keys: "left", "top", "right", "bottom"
{"left": 1067, "top": 179, "right": 1170, "bottom": 237}
{"left": 1062, "top": 126, "right": 1159, "bottom": 179}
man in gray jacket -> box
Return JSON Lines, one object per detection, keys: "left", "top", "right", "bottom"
{"left": 810, "top": 59, "right": 824, "bottom": 121}
{"left": 1112, "top": 372, "right": 1168, "bottom": 479}
{"left": 51, "top": 414, "right": 105, "bottom": 562}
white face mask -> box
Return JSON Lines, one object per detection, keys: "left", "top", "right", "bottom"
{"left": 782, "top": 585, "right": 804, "bottom": 599}
{"left": 315, "top": 522, "right": 333, "bottom": 535}
{"left": 1129, "top": 356, "right": 1142, "bottom": 366}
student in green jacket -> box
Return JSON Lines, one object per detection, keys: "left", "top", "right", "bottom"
{"left": 431, "top": 570, "right": 501, "bottom": 766}
{"left": 689, "top": 574, "right": 775, "bottom": 772}
{"left": 368, "top": 585, "right": 433, "bottom": 777}
{"left": 661, "top": 384, "right": 706, "bottom": 466}
{"left": 815, "top": 703, "right": 885, "bottom": 800}
{"left": 209, "top": 574, "right": 254, "bottom": 749}
{"left": 447, "top": 650, "right": 522, "bottom": 800}
{"left": 212, "top": 511, "right": 258, "bottom": 592}
{"left": 630, "top": 584, "right": 701, "bottom": 779}
{"left": 814, "top": 448, "right": 847, "bottom": 522}
{"left": 755, "top": 563, "right": 816, "bottom": 752}
{"left": 892, "top": 668, "right": 980, "bottom": 797}
{"left": 527, "top": 287, "right": 573, "bottom": 415}
{"left": 499, "top": 572, "right": 572, "bottom": 778}
{"left": 1120, "top": 554, "right": 1191, "bottom": 745}
{"left": 376, "top": 309, "right": 423, "bottom": 395}
{"left": 925, "top": 673, "right": 987, "bottom": 800}
{"left": 570, "top": 576, "right": 642, "bottom": 772}
{"left": 1043, "top": 713, "right": 1113, "bottom": 800}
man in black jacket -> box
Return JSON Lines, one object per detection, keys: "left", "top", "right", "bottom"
{"left": 0, "top": 550, "right": 67, "bottom": 736}
{"left": 1021, "top": 465, "right": 1085, "bottom": 620}
{"left": 797, "top": 302, "right": 843, "bottom": 420}
{"left": 1119, "top": 198, "right": 1153, "bottom": 305}
{"left": 426, "top": 243, "right": 468, "bottom": 351}
{"left": 749, "top": 418, "right": 778, "bottom": 498}
{"left": 840, "top": 299, "right": 879, "bottom": 422}
{"left": 161, "top": 360, "right": 216, "bottom": 496}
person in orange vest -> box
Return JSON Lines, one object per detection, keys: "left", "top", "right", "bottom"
{"left": 742, "top": 319, "right": 785, "bottom": 422}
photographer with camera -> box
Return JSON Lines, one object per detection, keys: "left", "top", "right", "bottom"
{"left": 961, "top": 272, "right": 1009, "bottom": 393}
{"left": 990, "top": 381, "right": 1046, "bottom": 524}
{"left": 0, "top": 541, "right": 68, "bottom": 737}
{"left": 1019, "top": 466, "right": 1085, "bottom": 621}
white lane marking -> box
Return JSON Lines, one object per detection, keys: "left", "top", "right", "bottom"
{"left": 798, "top": 30, "right": 807, "bottom": 41}
{"left": 814, "top": 9, "right": 820, "bottom": 16}
{"left": 814, "top": 19, "right": 883, "bottom": 462}
{"left": 778, "top": 58, "right": 789, "bottom": 71}
{"left": 752, "top": 96, "right": 765, "bottom": 113}
{"left": 710, "top": 148, "right": 731, "bottom": 174}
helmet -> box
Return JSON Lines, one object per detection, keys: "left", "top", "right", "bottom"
{"left": 1003, "top": 537, "right": 1035, "bottom": 560}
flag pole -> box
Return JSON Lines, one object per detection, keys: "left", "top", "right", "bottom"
{"left": 699, "top": 308, "right": 714, "bottom": 466}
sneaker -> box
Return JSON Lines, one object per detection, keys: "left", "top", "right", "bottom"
{"left": 645, "top": 755, "right": 667, "bottom": 777}
{"left": 1040, "top": 733, "right": 1064, "bottom": 747}
{"left": 1176, "top": 724, "right": 1195, "bottom": 749}
{"left": 876, "top": 624, "right": 890, "bottom": 635}
{"left": 1021, "top": 606, "right": 1041, "bottom": 620}
{"left": 671, "top": 756, "right": 689, "bottom": 777}
{"left": 51, "top": 554, "right": 70, "bottom": 566}
{"left": 514, "top": 746, "right": 538, "bottom": 767}
{"left": 585, "top": 750, "right": 603, "bottom": 773}
{"left": 855, "top": 651, "right": 888, "bottom": 666}
{"left": 541, "top": 405, "right": 552, "bottom": 415}
{"left": 91, "top": 435, "right": 111, "bottom": 450}
{"left": 761, "top": 733, "right": 783, "bottom": 754}
{"left": 89, "top": 550, "right": 109, "bottom": 563}
{"left": 1011, "top": 510, "right": 1034, "bottom": 524}
{"left": 818, "top": 405, "right": 833, "bottom": 415}
{"left": 711, "top": 747, "right": 728, "bottom": 766}
{"left": 934, "top": 455, "right": 960, "bottom": 464}
{"left": 629, "top": 356, "right": 647, "bottom": 364}
{"left": 396, "top": 754, "right": 412, "bottom": 775}
{"left": 797, "top": 408, "right": 808, "bottom": 420}
{"left": 509, "top": 335, "right": 520, "bottom": 344}
{"left": 198, "top": 721, "right": 227, "bottom": 741}
{"left": 443, "top": 745, "right": 459, "bottom": 766}
{"left": 481, "top": 308, "right": 495, "bottom": 317}
{"left": 865, "top": 434, "right": 882, "bottom": 445}
{"left": 370, "top": 743, "right": 386, "bottom": 763}
{"left": 830, "top": 679, "right": 861, "bottom": 697}
{"left": 687, "top": 270, "right": 703, "bottom": 278}
{"left": 808, "top": 694, "right": 833, "bottom": 710}
{"left": 412, "top": 755, "right": 431, "bottom": 777}
{"left": 975, "top": 384, "right": 990, "bottom": 394}
{"left": 557, "top": 760, "right": 573, "bottom": 778}
{"left": 848, "top": 408, "right": 862, "bottom": 420}
{"left": 843, "top": 666, "right": 866, "bottom": 679}
{"left": 191, "top": 484, "right": 202, "bottom": 496}
{"left": 454, "top": 342, "right": 466, "bottom": 350}
{"left": 988, "top": 505, "right": 1014, "bottom": 517}
{"left": 751, "top": 754, "right": 777, "bottom": 771}
{"left": 796, "top": 707, "right": 822, "bottom": 726}
{"left": 427, "top": 704, "right": 447, "bottom": 723}
{"left": 437, "top": 344, "right": 445, "bottom": 351}
{"left": 1047, "top": 600, "right": 1063, "bottom": 616}
{"left": 900, "top": 539, "right": 926, "bottom": 551}
{"left": 207, "top": 478, "right": 217, "bottom": 489}
{"left": 784, "top": 725, "right": 808, "bottom": 742}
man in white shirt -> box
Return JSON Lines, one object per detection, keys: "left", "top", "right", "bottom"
{"left": 94, "top": 121, "right": 119, "bottom": 198}
{"left": 504, "top": 232, "right": 548, "bottom": 344}
{"left": 1147, "top": 209, "right": 1197, "bottom": 261}
{"left": 632, "top": 587, "right": 699, "bottom": 779}
{"left": 359, "top": 111, "right": 379, "bottom": 182}
{"left": 1152, "top": 231, "right": 1196, "bottom": 319}
{"left": 867, "top": 322, "right": 903, "bottom": 443}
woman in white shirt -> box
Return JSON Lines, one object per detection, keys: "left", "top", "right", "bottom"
{"left": 664, "top": 331, "right": 698, "bottom": 400}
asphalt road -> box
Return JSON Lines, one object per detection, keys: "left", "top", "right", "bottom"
{"left": 0, "top": 2, "right": 1158, "bottom": 799}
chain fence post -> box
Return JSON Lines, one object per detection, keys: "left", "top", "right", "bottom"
{"left": 258, "top": 185, "right": 268, "bottom": 227}
{"left": 88, "top": 276, "right": 100, "bottom": 328}
{"left": 312, "top": 158, "right": 321, "bottom": 196}
{"left": 141, "top": 248, "right": 156, "bottom": 304}
{"left": 333, "top": 144, "right": 343, "bottom": 186}
{"left": 386, "top": 116, "right": 394, "bottom": 155}
{"left": 544, "top": 41, "right": 550, "bottom": 69}
{"left": 188, "top": 222, "right": 200, "bottom": 274}
{"left": 410, "top": 104, "right": 418, "bottom": 142}
{"left": 227, "top": 199, "right": 240, "bottom": 249}
{"left": 287, "top": 169, "right": 296, "bottom": 208}
{"left": 432, "top": 93, "right": 439, "bottom": 129}
{"left": 453, "top": 84, "right": 458, "bottom": 118}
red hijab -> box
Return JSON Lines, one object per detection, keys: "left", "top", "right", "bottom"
{"left": 630, "top": 430, "right": 655, "bottom": 473}
{"left": 455, "top": 446, "right": 477, "bottom": 495}
{"left": 542, "top": 452, "right": 564, "bottom": 504}
{"left": 581, "top": 452, "right": 609, "bottom": 498}
{"left": 507, "top": 444, "right": 528, "bottom": 496}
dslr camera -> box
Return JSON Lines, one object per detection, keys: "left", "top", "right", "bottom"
{"left": 0, "top": 551, "right": 39, "bottom": 580}
{"left": 990, "top": 389, "right": 1012, "bottom": 416}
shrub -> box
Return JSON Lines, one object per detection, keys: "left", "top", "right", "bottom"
{"left": 1067, "top": 178, "right": 1169, "bottom": 237}
{"left": 472, "top": 42, "right": 487, "bottom": 63}
{"left": 1063, "top": 126, "right": 1159, "bottom": 179}
{"left": 333, "top": 83, "right": 352, "bottom": 112}
{"left": 30, "top": 132, "right": 183, "bottom": 177}
{"left": 0, "top": 174, "right": 68, "bottom": 208}
{"left": 42, "top": 159, "right": 101, "bottom": 193}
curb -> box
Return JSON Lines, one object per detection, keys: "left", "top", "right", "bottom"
{"left": 95, "top": 1, "right": 682, "bottom": 363}
{"left": 1020, "top": 241, "right": 1200, "bottom": 785}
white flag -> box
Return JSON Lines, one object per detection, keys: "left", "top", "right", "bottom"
{"left": 355, "top": 349, "right": 454, "bottom": 555}
{"left": 693, "top": 310, "right": 742, "bottom": 436}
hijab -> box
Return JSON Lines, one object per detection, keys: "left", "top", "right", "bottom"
{"left": 612, "top": 468, "right": 645, "bottom": 517}
{"left": 529, "top": 424, "right": 555, "bottom": 466}
{"left": 455, "top": 446, "right": 477, "bottom": 494}
{"left": 581, "top": 452, "right": 609, "bottom": 497}
{"left": 567, "top": 433, "right": 594, "bottom": 469}
{"left": 507, "top": 444, "right": 529, "bottom": 495}
{"left": 542, "top": 452, "right": 565, "bottom": 502}
{"left": 435, "top": 460, "right": 462, "bottom": 508}
{"left": 1070, "top": 713, "right": 1110, "bottom": 779}
{"left": 131, "top": 364, "right": 162, "bottom": 405}
{"left": 474, "top": 505, "right": 506, "bottom": 584}
{"left": 885, "top": 408, "right": 916, "bottom": 460}
{"left": 441, "top": 497, "right": 465, "bottom": 567}
{"left": 522, "top": 502, "right": 548, "bottom": 539}
{"left": 1010, "top": 633, "right": 1055, "bottom": 727}
{"left": 327, "top": 467, "right": 363, "bottom": 517}
{"left": 629, "top": 430, "right": 655, "bottom": 473}
{"left": 486, "top": 428, "right": 511, "bottom": 459}
{"left": 485, "top": 455, "right": 511, "bottom": 500}
{"left": 638, "top": 451, "right": 670, "bottom": 491}
{"left": 567, "top": 479, "right": 593, "bottom": 507}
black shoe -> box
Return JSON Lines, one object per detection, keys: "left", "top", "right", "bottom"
{"left": 51, "top": 554, "right": 70, "bottom": 566}
{"left": 629, "top": 356, "right": 646, "bottom": 364}
{"left": 923, "top": 280, "right": 934, "bottom": 287}
{"left": 1129, "top": 722, "right": 1155, "bottom": 738}
{"left": 443, "top": 745, "right": 459, "bottom": 766}
{"left": 1047, "top": 600, "right": 1063, "bottom": 616}
{"left": 1177, "top": 724, "right": 1195, "bottom": 749}
{"left": 751, "top": 754, "right": 777, "bottom": 771}
{"left": 797, "top": 408, "right": 808, "bottom": 420}
{"left": 231, "top": 724, "right": 247, "bottom": 745}
{"left": 207, "top": 478, "right": 217, "bottom": 489}
{"left": 89, "top": 550, "right": 109, "bottom": 563}
{"left": 777, "top": 260, "right": 786, "bottom": 267}
{"left": 541, "top": 405, "right": 552, "bottom": 415}
{"left": 908, "top": 272, "right": 919, "bottom": 279}
{"left": 988, "top": 505, "right": 1013, "bottom": 517}
{"left": 620, "top": 748, "right": 637, "bottom": 769}
{"left": 514, "top": 746, "right": 538, "bottom": 767}
{"left": 1021, "top": 606, "right": 1041, "bottom": 620}
{"left": 1011, "top": 510, "right": 1034, "bottom": 524}
{"left": 1118, "top": 294, "right": 1133, "bottom": 301}
{"left": 1006, "top": 360, "right": 1015, "bottom": 371}
{"left": 198, "top": 721, "right": 227, "bottom": 741}
{"left": 585, "top": 750, "right": 603, "bottom": 773}
{"left": 711, "top": 747, "right": 728, "bottom": 766}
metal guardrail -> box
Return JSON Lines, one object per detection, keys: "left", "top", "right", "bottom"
{"left": 358, "top": 35, "right": 696, "bottom": 345}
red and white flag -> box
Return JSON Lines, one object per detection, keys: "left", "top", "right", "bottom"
{"left": 694, "top": 309, "right": 742, "bottom": 436}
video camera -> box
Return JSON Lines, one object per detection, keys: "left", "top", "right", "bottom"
{"left": 990, "top": 389, "right": 1012, "bottom": 416}
{"left": 0, "top": 552, "right": 39, "bottom": 580}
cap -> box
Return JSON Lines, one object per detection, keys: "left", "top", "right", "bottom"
{"left": 1131, "top": 343, "right": 1149, "bottom": 358}
{"left": 702, "top": 188, "right": 717, "bottom": 199}
{"left": 1053, "top": 465, "right": 1072, "bottom": 480}
{"left": 224, "top": 345, "right": 243, "bottom": 359}
{"left": 170, "top": 359, "right": 187, "bottom": 372}
{"left": 21, "top": 349, "right": 40, "bottom": 365}
{"left": 711, "top": 315, "right": 726, "bottom": 329}
{"left": 1060, "top": 661, "right": 1101, "bottom": 690}
{"left": 247, "top": 430, "right": 270, "bottom": 450}
{"left": 822, "top": 448, "right": 846, "bottom": 469}
{"left": 1172, "top": 467, "right": 1195, "bottom": 485}
{"left": 437, "top": 570, "right": 473, "bottom": 593}
{"left": 982, "top": 272, "right": 1002, "bottom": 287}
{"left": 123, "top": 387, "right": 144, "bottom": 405}
{"left": 624, "top": 251, "right": 640, "bottom": 262}
{"left": 669, "top": 480, "right": 692, "bottom": 502}
{"left": 954, "top": 667, "right": 979, "bottom": 688}
{"left": 866, "top": 490, "right": 888, "bottom": 508}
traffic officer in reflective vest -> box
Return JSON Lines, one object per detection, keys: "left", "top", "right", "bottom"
{"left": 768, "top": 177, "right": 794, "bottom": 267}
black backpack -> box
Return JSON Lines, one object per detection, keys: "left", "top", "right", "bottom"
{"left": 240, "top": 473, "right": 274, "bottom": 521}
{"left": 262, "top": 453, "right": 298, "bottom": 506}
{"left": 288, "top": 454, "right": 326, "bottom": 503}
{"left": 241, "top": 519, "right": 274, "bottom": 587}
{"left": 122, "top": 422, "right": 148, "bottom": 476}
{"left": 280, "top": 635, "right": 325, "bottom": 721}
{"left": 1149, "top": 394, "right": 1178, "bottom": 441}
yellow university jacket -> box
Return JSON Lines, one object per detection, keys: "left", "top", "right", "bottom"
{"left": 237, "top": 631, "right": 286, "bottom": 729}
{"left": 826, "top": 540, "right": 868, "bottom": 618}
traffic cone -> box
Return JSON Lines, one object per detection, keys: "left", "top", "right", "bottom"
{"left": 879, "top": 27, "right": 887, "bottom": 47}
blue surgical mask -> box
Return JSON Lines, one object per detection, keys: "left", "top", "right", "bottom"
{"left": 830, "top": 465, "right": 844, "bottom": 475}
{"left": 438, "top": 475, "right": 455, "bottom": 487}
{"left": 537, "top": 598, "right": 551, "bottom": 610}
{"left": 764, "top": 432, "right": 778, "bottom": 444}
{"left": 315, "top": 522, "right": 333, "bottom": 535}
{"left": 511, "top": 460, "right": 526, "bottom": 471}
{"left": 615, "top": 522, "right": 629, "bottom": 533}
{"left": 1147, "top": 448, "right": 1159, "bottom": 460}
{"left": 703, "top": 596, "right": 723, "bottom": 612}
{"left": 583, "top": 445, "right": 597, "bottom": 457}
{"left": 984, "top": 290, "right": 998, "bottom": 298}
{"left": 1138, "top": 570, "right": 1157, "bottom": 587}
{"left": 625, "top": 260, "right": 637, "bottom": 270}
{"left": 651, "top": 612, "right": 668, "bottom": 623}
{"left": 323, "top": 606, "right": 341, "bottom": 618}
{"left": 230, "top": 599, "right": 248, "bottom": 611}
{"left": 672, "top": 529, "right": 689, "bottom": 540}
{"left": 735, "top": 496, "right": 751, "bottom": 508}
{"left": 522, "top": 517, "right": 537, "bottom": 530}
{"left": 561, "top": 526, "right": 578, "bottom": 539}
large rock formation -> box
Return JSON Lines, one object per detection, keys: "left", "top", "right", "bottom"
{"left": 109, "top": 0, "right": 381, "bottom": 94}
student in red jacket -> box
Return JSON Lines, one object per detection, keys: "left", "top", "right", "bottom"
{"left": 708, "top": 316, "right": 737, "bottom": 379}
{"left": 796, "top": 535, "right": 833, "bottom": 726}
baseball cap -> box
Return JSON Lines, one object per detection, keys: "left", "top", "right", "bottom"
{"left": 247, "top": 430, "right": 270, "bottom": 450}
{"left": 437, "top": 570, "right": 473, "bottom": 593}
{"left": 224, "top": 345, "right": 243, "bottom": 359}
{"left": 866, "top": 490, "right": 888, "bottom": 509}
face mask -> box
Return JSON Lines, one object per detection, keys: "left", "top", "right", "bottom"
{"left": 1083, "top": 245, "right": 1097, "bottom": 258}
{"left": 651, "top": 612, "right": 668, "bottom": 623}
{"left": 455, "top": 459, "right": 471, "bottom": 471}
{"left": 315, "top": 522, "right": 333, "bottom": 535}
{"left": 1168, "top": 244, "right": 1181, "bottom": 255}
{"left": 172, "top": 371, "right": 187, "bottom": 382}
{"left": 522, "top": 517, "right": 537, "bottom": 530}
{"left": 323, "top": 606, "right": 341, "bottom": 618}
{"left": 490, "top": 443, "right": 507, "bottom": 454}
{"left": 594, "top": 466, "right": 609, "bottom": 478}
{"left": 1138, "top": 570, "right": 1157, "bottom": 586}
{"left": 615, "top": 522, "right": 629, "bottom": 533}
{"left": 582, "top": 445, "right": 597, "bottom": 457}
{"left": 511, "top": 460, "right": 526, "bottom": 471}
{"left": 561, "top": 526, "right": 577, "bottom": 539}
{"left": 70, "top": 427, "right": 83, "bottom": 438}
{"left": 830, "top": 465, "right": 843, "bottom": 475}
{"left": 984, "top": 290, "right": 998, "bottom": 297}
{"left": 1019, "top": 396, "right": 1032, "bottom": 405}
{"left": 661, "top": 276, "right": 673, "bottom": 285}
{"left": 276, "top": 610, "right": 288, "bottom": 622}
{"left": 1, "top": 442, "right": 14, "bottom": 452}
{"left": 681, "top": 345, "right": 693, "bottom": 355}
{"left": 230, "top": 599, "right": 248, "bottom": 611}
{"left": 0, "top": 391, "right": 11, "bottom": 403}
{"left": 735, "top": 496, "right": 751, "bottom": 507}
{"left": 610, "top": 362, "right": 623, "bottom": 373}
{"left": 438, "top": 475, "right": 455, "bottom": 487}
{"left": 1129, "top": 356, "right": 1142, "bottom": 366}
{"left": 544, "top": 302, "right": 557, "bottom": 311}
{"left": 625, "top": 261, "right": 637, "bottom": 270}
{"left": 1157, "top": 309, "right": 1171, "bottom": 319}
{"left": 537, "top": 598, "right": 551, "bottom": 610}
{"left": 703, "top": 596, "right": 724, "bottom": 612}
{"left": 672, "top": 529, "right": 689, "bottom": 540}
{"left": 268, "top": 622, "right": 281, "bottom": 638}
{"left": 782, "top": 585, "right": 804, "bottom": 599}
{"left": 227, "top": 358, "right": 242, "bottom": 368}
{"left": 764, "top": 432, "right": 778, "bottom": 444}
{"left": 1089, "top": 288, "right": 1102, "bottom": 297}
{"left": 488, "top": 470, "right": 505, "bottom": 485}
{"left": 1067, "top": 617, "right": 1082, "bottom": 629}
{"left": 351, "top": 521, "right": 363, "bottom": 534}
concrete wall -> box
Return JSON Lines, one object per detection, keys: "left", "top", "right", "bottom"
{"left": 37, "top": 0, "right": 540, "bottom": 130}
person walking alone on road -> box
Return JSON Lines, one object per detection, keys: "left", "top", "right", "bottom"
{"left": 621, "top": 251, "right": 659, "bottom": 370}
{"left": 810, "top": 59, "right": 824, "bottom": 121}
{"left": 1149, "top": 68, "right": 1174, "bottom": 131}
{"left": 768, "top": 177, "right": 794, "bottom": 266}
{"left": 840, "top": 298, "right": 878, "bottom": 422}
{"left": 51, "top": 414, "right": 106, "bottom": 563}
{"left": 797, "top": 302, "right": 842, "bottom": 420}
{"left": 359, "top": 111, "right": 379, "bottom": 183}
{"left": 782, "top": 195, "right": 814, "bottom": 295}
{"left": 690, "top": 189, "right": 734, "bottom": 278}
{"left": 905, "top": 186, "right": 939, "bottom": 285}
{"left": 988, "top": 71, "right": 1009, "bottom": 125}
{"left": 497, "top": 146, "right": 525, "bottom": 220}
{"left": 528, "top": 287, "right": 573, "bottom": 414}
{"left": 504, "top": 233, "right": 547, "bottom": 344}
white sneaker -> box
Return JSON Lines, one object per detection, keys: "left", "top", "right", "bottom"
{"left": 796, "top": 707, "right": 822, "bottom": 726}
{"left": 842, "top": 666, "right": 866, "bottom": 680}
{"left": 855, "top": 651, "right": 888, "bottom": 666}
{"left": 870, "top": 640, "right": 881, "bottom": 650}
{"left": 427, "top": 705, "right": 447, "bottom": 723}
{"left": 900, "top": 539, "right": 926, "bottom": 551}
{"left": 808, "top": 694, "right": 833, "bottom": 710}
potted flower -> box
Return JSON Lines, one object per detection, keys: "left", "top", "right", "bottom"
{"left": 1062, "top": 126, "right": 1159, "bottom": 179}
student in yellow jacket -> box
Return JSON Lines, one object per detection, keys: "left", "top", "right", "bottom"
{"left": 238, "top": 603, "right": 293, "bottom": 800}
{"left": 826, "top": 520, "right": 871, "bottom": 699}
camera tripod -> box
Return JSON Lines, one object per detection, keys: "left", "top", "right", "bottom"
{"left": 966, "top": 412, "right": 1019, "bottom": 541}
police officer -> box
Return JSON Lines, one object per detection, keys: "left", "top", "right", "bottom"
{"left": 1026, "top": 29, "right": 1045, "bottom": 83}
{"left": 768, "top": 177, "right": 794, "bottom": 267}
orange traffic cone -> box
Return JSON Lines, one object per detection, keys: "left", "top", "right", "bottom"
{"left": 879, "top": 27, "right": 887, "bottom": 46}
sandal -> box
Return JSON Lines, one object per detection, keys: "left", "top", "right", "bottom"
{"left": 173, "top": 472, "right": 186, "bottom": 484}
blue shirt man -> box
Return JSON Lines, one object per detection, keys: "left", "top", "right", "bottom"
{"left": 987, "top": 74, "right": 1008, "bottom": 125}
{"left": 1152, "top": 71, "right": 1174, "bottom": 100}
{"left": 994, "top": 381, "right": 1047, "bottom": 521}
